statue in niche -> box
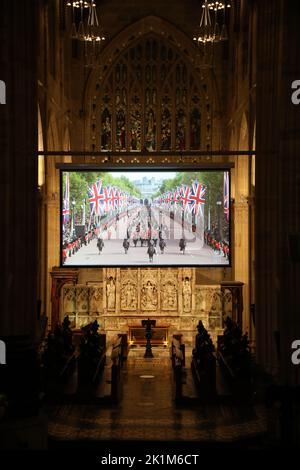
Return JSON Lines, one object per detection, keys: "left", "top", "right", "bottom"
{"left": 183, "top": 277, "right": 192, "bottom": 312}
{"left": 106, "top": 277, "right": 116, "bottom": 310}
{"left": 121, "top": 281, "right": 137, "bottom": 310}
{"left": 101, "top": 115, "right": 111, "bottom": 151}
{"left": 141, "top": 280, "right": 157, "bottom": 310}
{"left": 162, "top": 281, "right": 177, "bottom": 310}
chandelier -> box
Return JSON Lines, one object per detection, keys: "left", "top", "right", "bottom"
{"left": 66, "top": 0, "right": 106, "bottom": 67}
{"left": 193, "top": 0, "right": 231, "bottom": 67}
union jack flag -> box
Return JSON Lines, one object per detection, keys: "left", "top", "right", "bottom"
{"left": 166, "top": 192, "right": 173, "bottom": 205}
{"left": 119, "top": 191, "right": 125, "bottom": 208}
{"left": 173, "top": 187, "right": 180, "bottom": 204}
{"left": 88, "top": 179, "right": 104, "bottom": 215}
{"left": 101, "top": 186, "right": 112, "bottom": 213}
{"left": 190, "top": 181, "right": 206, "bottom": 216}
{"left": 110, "top": 187, "right": 118, "bottom": 210}
{"left": 180, "top": 185, "right": 193, "bottom": 212}
{"left": 63, "top": 172, "right": 70, "bottom": 223}
{"left": 113, "top": 189, "right": 121, "bottom": 209}
{"left": 123, "top": 192, "right": 128, "bottom": 207}
{"left": 224, "top": 171, "right": 229, "bottom": 221}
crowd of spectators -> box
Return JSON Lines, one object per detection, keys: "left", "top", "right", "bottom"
{"left": 204, "top": 228, "right": 230, "bottom": 260}
{"left": 62, "top": 226, "right": 98, "bottom": 264}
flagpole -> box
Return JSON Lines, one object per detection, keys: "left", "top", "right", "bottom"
{"left": 181, "top": 200, "right": 184, "bottom": 237}
{"left": 88, "top": 212, "right": 92, "bottom": 232}
{"left": 82, "top": 198, "right": 86, "bottom": 227}
{"left": 71, "top": 194, "right": 75, "bottom": 238}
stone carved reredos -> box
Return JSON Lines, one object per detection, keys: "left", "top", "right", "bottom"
{"left": 182, "top": 276, "right": 192, "bottom": 312}
{"left": 223, "top": 290, "right": 233, "bottom": 316}
{"left": 160, "top": 271, "right": 178, "bottom": 311}
{"left": 89, "top": 287, "right": 103, "bottom": 314}
{"left": 106, "top": 275, "right": 116, "bottom": 310}
{"left": 180, "top": 317, "right": 195, "bottom": 329}
{"left": 62, "top": 286, "right": 76, "bottom": 317}
{"left": 120, "top": 269, "right": 138, "bottom": 311}
{"left": 195, "top": 287, "right": 213, "bottom": 305}
{"left": 64, "top": 286, "right": 76, "bottom": 302}
{"left": 59, "top": 271, "right": 227, "bottom": 341}
{"left": 104, "top": 317, "right": 119, "bottom": 330}
{"left": 140, "top": 269, "right": 158, "bottom": 311}
{"left": 194, "top": 286, "right": 223, "bottom": 330}
{"left": 76, "top": 286, "right": 89, "bottom": 312}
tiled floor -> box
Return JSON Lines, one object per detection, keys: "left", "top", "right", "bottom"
{"left": 47, "top": 347, "right": 267, "bottom": 443}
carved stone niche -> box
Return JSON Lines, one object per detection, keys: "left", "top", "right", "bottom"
{"left": 140, "top": 269, "right": 159, "bottom": 311}
{"left": 61, "top": 286, "right": 76, "bottom": 327}
{"left": 89, "top": 287, "right": 103, "bottom": 315}
{"left": 62, "top": 286, "right": 76, "bottom": 316}
{"left": 105, "top": 268, "right": 117, "bottom": 311}
{"left": 76, "top": 286, "right": 89, "bottom": 314}
{"left": 160, "top": 270, "right": 178, "bottom": 311}
{"left": 120, "top": 269, "right": 138, "bottom": 311}
{"left": 182, "top": 276, "right": 192, "bottom": 313}
{"left": 51, "top": 267, "right": 79, "bottom": 328}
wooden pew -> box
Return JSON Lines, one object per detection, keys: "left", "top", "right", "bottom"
{"left": 217, "top": 317, "right": 253, "bottom": 402}
{"left": 77, "top": 321, "right": 106, "bottom": 388}
{"left": 191, "top": 321, "right": 217, "bottom": 400}
{"left": 171, "top": 335, "right": 185, "bottom": 367}
{"left": 109, "top": 334, "right": 128, "bottom": 403}
{"left": 58, "top": 352, "right": 76, "bottom": 382}
{"left": 191, "top": 353, "right": 216, "bottom": 399}
{"left": 42, "top": 317, "right": 77, "bottom": 396}
{"left": 170, "top": 336, "right": 185, "bottom": 402}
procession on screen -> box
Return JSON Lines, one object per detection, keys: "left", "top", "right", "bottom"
{"left": 61, "top": 170, "right": 230, "bottom": 266}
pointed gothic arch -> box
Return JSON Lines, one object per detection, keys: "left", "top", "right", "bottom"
{"left": 83, "top": 16, "right": 222, "bottom": 154}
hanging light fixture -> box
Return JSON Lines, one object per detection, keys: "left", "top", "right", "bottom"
{"left": 193, "top": 0, "right": 231, "bottom": 68}
{"left": 66, "top": 1, "right": 106, "bottom": 67}
{"left": 208, "top": 1, "right": 231, "bottom": 41}
{"left": 66, "top": 1, "right": 89, "bottom": 39}
{"left": 207, "top": 2, "right": 232, "bottom": 11}
{"left": 193, "top": 0, "right": 214, "bottom": 45}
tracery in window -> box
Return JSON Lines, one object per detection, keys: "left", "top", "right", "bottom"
{"left": 93, "top": 37, "right": 211, "bottom": 152}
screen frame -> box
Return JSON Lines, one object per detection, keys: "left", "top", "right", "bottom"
{"left": 59, "top": 164, "right": 232, "bottom": 269}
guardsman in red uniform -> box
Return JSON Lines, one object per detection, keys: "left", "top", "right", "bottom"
{"left": 62, "top": 247, "right": 67, "bottom": 263}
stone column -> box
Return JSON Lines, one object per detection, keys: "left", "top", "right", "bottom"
{"left": 0, "top": 0, "right": 42, "bottom": 419}
{"left": 50, "top": 267, "right": 79, "bottom": 328}
{"left": 256, "top": 0, "right": 300, "bottom": 384}
{"left": 233, "top": 196, "right": 250, "bottom": 333}
{"left": 0, "top": 0, "right": 38, "bottom": 337}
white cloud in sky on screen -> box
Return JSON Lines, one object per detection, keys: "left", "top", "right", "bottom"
{"left": 111, "top": 171, "right": 177, "bottom": 182}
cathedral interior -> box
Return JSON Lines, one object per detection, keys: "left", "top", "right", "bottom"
{"left": 0, "top": 0, "right": 300, "bottom": 453}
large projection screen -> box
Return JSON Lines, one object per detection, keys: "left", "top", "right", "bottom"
{"left": 60, "top": 169, "right": 231, "bottom": 267}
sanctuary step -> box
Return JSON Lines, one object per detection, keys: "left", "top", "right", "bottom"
{"left": 128, "top": 345, "right": 170, "bottom": 360}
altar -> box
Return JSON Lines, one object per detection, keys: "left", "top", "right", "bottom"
{"left": 129, "top": 326, "right": 168, "bottom": 346}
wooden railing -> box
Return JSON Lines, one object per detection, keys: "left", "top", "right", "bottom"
{"left": 110, "top": 334, "right": 128, "bottom": 403}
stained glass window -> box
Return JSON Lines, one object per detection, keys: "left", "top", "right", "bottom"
{"left": 94, "top": 37, "right": 210, "bottom": 152}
